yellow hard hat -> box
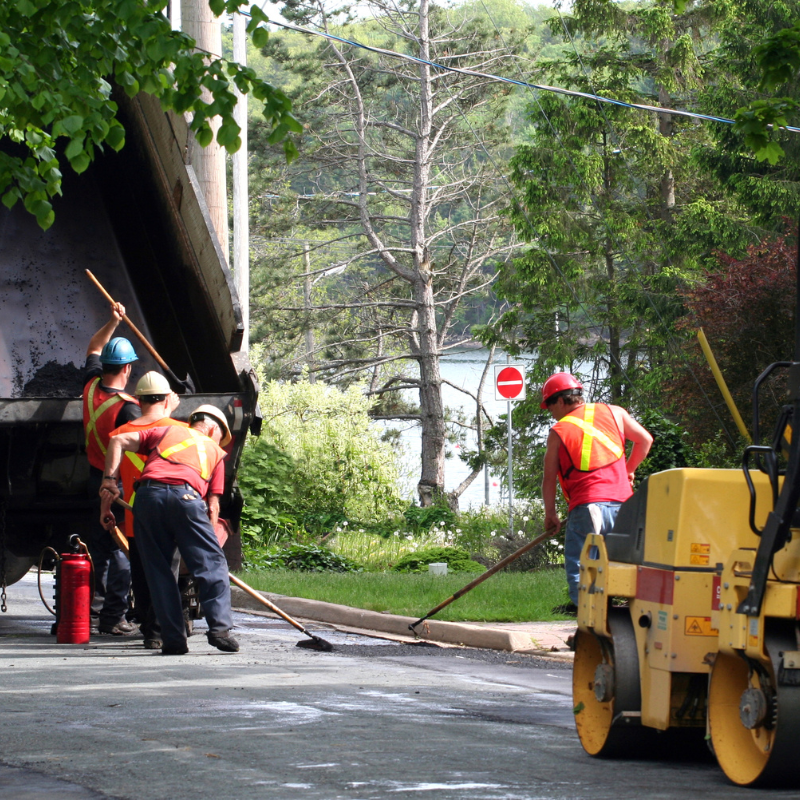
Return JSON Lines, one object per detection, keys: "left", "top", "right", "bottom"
{"left": 135, "top": 371, "right": 171, "bottom": 397}
{"left": 189, "top": 404, "right": 232, "bottom": 447}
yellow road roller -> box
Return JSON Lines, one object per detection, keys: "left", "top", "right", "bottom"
{"left": 573, "top": 362, "right": 800, "bottom": 787}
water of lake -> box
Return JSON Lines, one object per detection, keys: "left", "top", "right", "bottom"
{"left": 388, "top": 349, "right": 538, "bottom": 508}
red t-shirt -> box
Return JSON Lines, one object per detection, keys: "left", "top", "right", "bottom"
{"left": 136, "top": 427, "right": 226, "bottom": 498}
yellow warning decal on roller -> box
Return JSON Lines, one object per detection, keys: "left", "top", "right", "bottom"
{"left": 685, "top": 616, "right": 718, "bottom": 636}
{"left": 690, "top": 543, "right": 710, "bottom": 554}
{"left": 690, "top": 554, "right": 710, "bottom": 565}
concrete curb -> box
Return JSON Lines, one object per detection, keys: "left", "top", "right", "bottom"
{"left": 231, "top": 587, "right": 537, "bottom": 652}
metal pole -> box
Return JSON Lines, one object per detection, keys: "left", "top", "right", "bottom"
{"left": 303, "top": 243, "right": 315, "bottom": 382}
{"left": 507, "top": 398, "right": 513, "bottom": 537}
{"left": 232, "top": 11, "right": 249, "bottom": 351}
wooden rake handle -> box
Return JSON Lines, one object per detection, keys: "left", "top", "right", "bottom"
{"left": 85, "top": 269, "right": 171, "bottom": 373}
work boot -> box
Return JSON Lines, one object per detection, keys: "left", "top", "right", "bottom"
{"left": 160, "top": 641, "right": 189, "bottom": 656}
{"left": 99, "top": 619, "right": 139, "bottom": 636}
{"left": 143, "top": 638, "right": 163, "bottom": 650}
{"left": 207, "top": 630, "right": 239, "bottom": 652}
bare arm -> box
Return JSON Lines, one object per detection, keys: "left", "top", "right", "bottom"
{"left": 612, "top": 407, "right": 653, "bottom": 482}
{"left": 542, "top": 429, "right": 562, "bottom": 535}
{"left": 100, "top": 432, "right": 141, "bottom": 496}
{"left": 207, "top": 494, "right": 220, "bottom": 529}
{"left": 86, "top": 302, "right": 126, "bottom": 357}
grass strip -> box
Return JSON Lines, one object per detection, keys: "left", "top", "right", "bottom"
{"left": 236, "top": 568, "right": 572, "bottom": 623}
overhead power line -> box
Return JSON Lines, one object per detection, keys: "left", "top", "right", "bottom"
{"left": 252, "top": 13, "right": 800, "bottom": 135}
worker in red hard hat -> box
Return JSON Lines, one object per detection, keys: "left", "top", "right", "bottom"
{"left": 540, "top": 372, "right": 653, "bottom": 612}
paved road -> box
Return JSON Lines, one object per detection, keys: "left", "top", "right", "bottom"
{"left": 0, "top": 573, "right": 796, "bottom": 800}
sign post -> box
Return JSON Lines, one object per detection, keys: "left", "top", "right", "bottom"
{"left": 495, "top": 364, "right": 526, "bottom": 537}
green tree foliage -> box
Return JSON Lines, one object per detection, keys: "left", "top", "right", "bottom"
{"left": 0, "top": 0, "right": 299, "bottom": 228}
{"left": 245, "top": 376, "right": 406, "bottom": 528}
{"left": 246, "top": 0, "right": 524, "bottom": 503}
{"left": 698, "top": 0, "right": 800, "bottom": 222}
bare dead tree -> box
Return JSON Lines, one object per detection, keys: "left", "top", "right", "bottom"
{"left": 250, "top": 0, "right": 522, "bottom": 504}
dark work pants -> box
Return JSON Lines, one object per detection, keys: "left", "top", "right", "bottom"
{"left": 87, "top": 471, "right": 131, "bottom": 626}
{"left": 133, "top": 482, "right": 232, "bottom": 649}
{"left": 128, "top": 537, "right": 179, "bottom": 640}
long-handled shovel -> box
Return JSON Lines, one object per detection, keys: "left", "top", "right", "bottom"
{"left": 85, "top": 270, "right": 194, "bottom": 394}
{"left": 409, "top": 527, "right": 557, "bottom": 633}
{"left": 229, "top": 574, "right": 334, "bottom": 652}
{"left": 113, "top": 499, "right": 334, "bottom": 652}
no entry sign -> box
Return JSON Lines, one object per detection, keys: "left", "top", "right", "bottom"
{"left": 494, "top": 365, "right": 527, "bottom": 402}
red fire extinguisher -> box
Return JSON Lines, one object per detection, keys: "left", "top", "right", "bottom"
{"left": 55, "top": 535, "right": 92, "bottom": 645}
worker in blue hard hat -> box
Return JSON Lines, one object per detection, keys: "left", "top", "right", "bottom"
{"left": 82, "top": 301, "right": 142, "bottom": 636}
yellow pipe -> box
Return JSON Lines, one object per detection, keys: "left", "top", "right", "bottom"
{"left": 697, "top": 328, "right": 751, "bottom": 442}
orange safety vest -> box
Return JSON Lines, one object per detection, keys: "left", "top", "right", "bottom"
{"left": 82, "top": 377, "right": 139, "bottom": 471}
{"left": 111, "top": 417, "right": 188, "bottom": 537}
{"left": 552, "top": 403, "right": 625, "bottom": 476}
{"left": 146, "top": 426, "right": 227, "bottom": 482}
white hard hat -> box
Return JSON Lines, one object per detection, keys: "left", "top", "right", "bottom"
{"left": 135, "top": 371, "right": 171, "bottom": 397}
{"left": 189, "top": 404, "right": 232, "bottom": 447}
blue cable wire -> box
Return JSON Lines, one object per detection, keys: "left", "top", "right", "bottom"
{"left": 254, "top": 14, "right": 800, "bottom": 135}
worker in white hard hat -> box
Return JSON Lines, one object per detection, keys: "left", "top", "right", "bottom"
{"left": 100, "top": 404, "right": 237, "bottom": 655}
{"left": 108, "top": 372, "right": 185, "bottom": 649}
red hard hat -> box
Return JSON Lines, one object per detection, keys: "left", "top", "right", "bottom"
{"left": 540, "top": 372, "right": 583, "bottom": 409}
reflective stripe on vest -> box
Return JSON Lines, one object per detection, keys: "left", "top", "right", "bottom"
{"left": 124, "top": 451, "right": 146, "bottom": 507}
{"left": 554, "top": 403, "right": 624, "bottom": 473}
{"left": 155, "top": 428, "right": 224, "bottom": 481}
{"left": 84, "top": 378, "right": 124, "bottom": 456}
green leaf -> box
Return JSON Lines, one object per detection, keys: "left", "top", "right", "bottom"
{"left": 15, "top": 0, "right": 36, "bottom": 15}
{"left": 36, "top": 205, "right": 55, "bottom": 230}
{"left": 69, "top": 152, "right": 91, "bottom": 174}
{"left": 59, "top": 115, "right": 85, "bottom": 136}
{"left": 64, "top": 138, "right": 84, "bottom": 160}
{"left": 195, "top": 123, "right": 213, "bottom": 148}
{"left": 249, "top": 4, "right": 269, "bottom": 24}
{"left": 267, "top": 122, "right": 289, "bottom": 145}
{"left": 1, "top": 188, "right": 20, "bottom": 209}
{"left": 283, "top": 138, "right": 299, "bottom": 163}
{"left": 208, "top": 0, "right": 225, "bottom": 15}
{"left": 754, "top": 141, "right": 785, "bottom": 165}
{"left": 284, "top": 115, "right": 303, "bottom": 134}
{"left": 252, "top": 26, "right": 269, "bottom": 49}
{"left": 105, "top": 124, "right": 125, "bottom": 151}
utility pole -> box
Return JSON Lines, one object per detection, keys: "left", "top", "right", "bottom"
{"left": 232, "top": 10, "right": 249, "bottom": 351}
{"left": 183, "top": 0, "right": 228, "bottom": 257}
{"left": 303, "top": 243, "right": 314, "bottom": 382}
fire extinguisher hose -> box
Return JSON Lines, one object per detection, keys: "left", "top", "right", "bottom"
{"left": 37, "top": 547, "right": 60, "bottom": 616}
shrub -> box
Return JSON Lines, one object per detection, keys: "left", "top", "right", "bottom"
{"left": 247, "top": 542, "right": 362, "bottom": 573}
{"left": 257, "top": 377, "right": 405, "bottom": 525}
{"left": 392, "top": 546, "right": 485, "bottom": 574}
{"left": 238, "top": 441, "right": 301, "bottom": 552}
{"left": 403, "top": 502, "right": 456, "bottom": 532}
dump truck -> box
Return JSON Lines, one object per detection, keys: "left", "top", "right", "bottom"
{"left": 0, "top": 91, "right": 259, "bottom": 596}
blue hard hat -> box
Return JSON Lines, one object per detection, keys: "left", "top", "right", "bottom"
{"left": 99, "top": 337, "right": 138, "bottom": 366}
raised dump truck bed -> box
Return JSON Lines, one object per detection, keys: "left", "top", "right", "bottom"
{"left": 0, "top": 91, "right": 258, "bottom": 585}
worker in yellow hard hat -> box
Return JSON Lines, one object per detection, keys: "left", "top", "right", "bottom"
{"left": 108, "top": 371, "right": 186, "bottom": 649}
{"left": 100, "top": 404, "right": 237, "bottom": 655}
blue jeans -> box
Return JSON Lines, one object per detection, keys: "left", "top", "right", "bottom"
{"left": 564, "top": 502, "right": 622, "bottom": 605}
